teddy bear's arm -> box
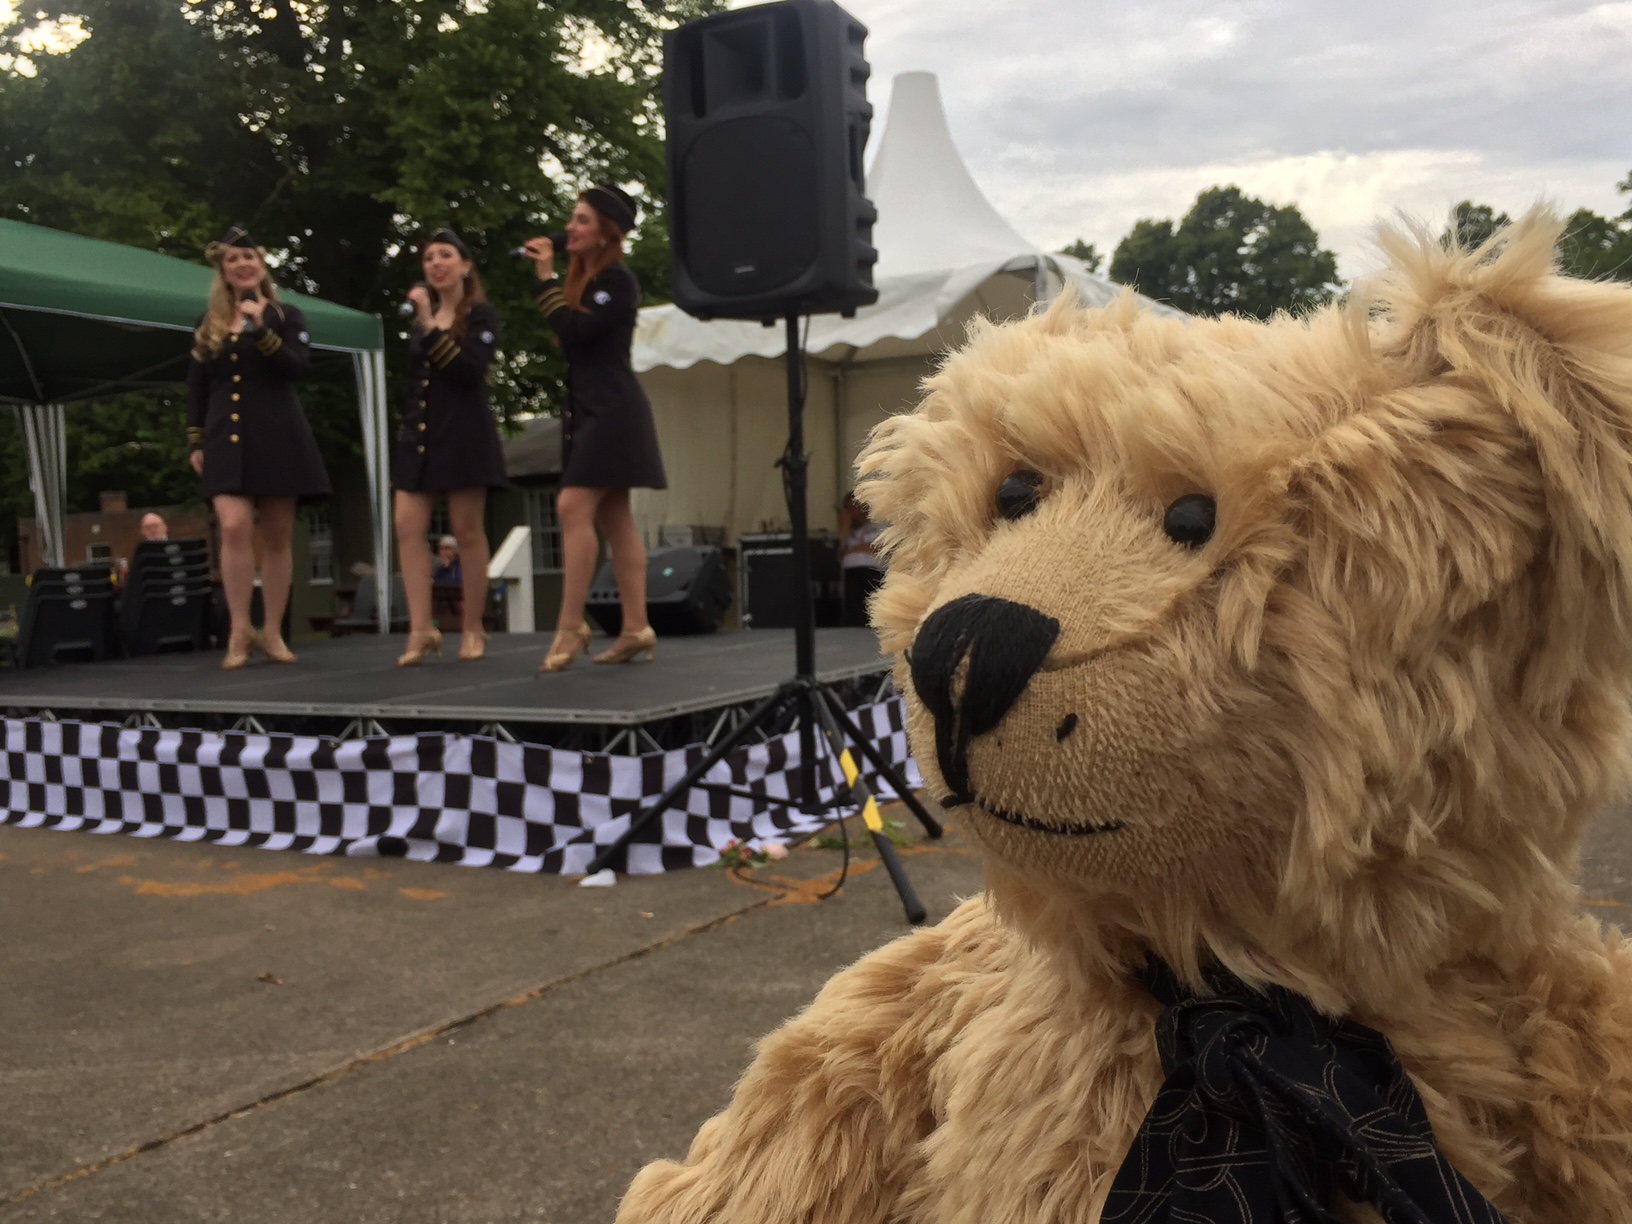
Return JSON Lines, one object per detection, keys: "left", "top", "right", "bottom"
{"left": 614, "top": 899, "right": 994, "bottom": 1224}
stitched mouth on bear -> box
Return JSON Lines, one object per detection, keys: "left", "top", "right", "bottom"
{"left": 973, "top": 796, "right": 1126, "bottom": 837}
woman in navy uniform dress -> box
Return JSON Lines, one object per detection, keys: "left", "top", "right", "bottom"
{"left": 186, "top": 224, "right": 331, "bottom": 670}
{"left": 524, "top": 184, "right": 667, "bottom": 673}
{"left": 392, "top": 227, "right": 507, "bottom": 666}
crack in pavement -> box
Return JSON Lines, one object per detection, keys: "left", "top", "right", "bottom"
{"left": 1, "top": 897, "right": 770, "bottom": 1210}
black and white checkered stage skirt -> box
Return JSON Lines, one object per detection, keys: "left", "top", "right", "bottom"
{"left": 0, "top": 699, "right": 921, "bottom": 875}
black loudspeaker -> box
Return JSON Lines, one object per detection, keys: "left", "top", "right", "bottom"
{"left": 586, "top": 545, "right": 733, "bottom": 636}
{"left": 738, "top": 532, "right": 842, "bottom": 628}
{"left": 664, "top": 0, "right": 879, "bottom": 321}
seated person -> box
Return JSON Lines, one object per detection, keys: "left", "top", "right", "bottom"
{"left": 140, "top": 512, "right": 169, "bottom": 542}
{"left": 838, "top": 491, "right": 885, "bottom": 627}
{"left": 431, "top": 535, "right": 461, "bottom": 586}
{"left": 430, "top": 535, "right": 464, "bottom": 632}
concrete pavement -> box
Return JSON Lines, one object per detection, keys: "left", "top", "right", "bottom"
{"left": 0, "top": 813, "right": 983, "bottom": 1222}
{"left": 4, "top": 797, "right": 1631, "bottom": 1222}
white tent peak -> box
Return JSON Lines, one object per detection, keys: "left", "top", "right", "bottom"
{"left": 868, "top": 72, "right": 1038, "bottom": 279}
{"left": 632, "top": 72, "right": 1178, "bottom": 374}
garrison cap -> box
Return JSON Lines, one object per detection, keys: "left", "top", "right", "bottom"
{"left": 583, "top": 184, "right": 637, "bottom": 234}
{"left": 424, "top": 227, "right": 471, "bottom": 257}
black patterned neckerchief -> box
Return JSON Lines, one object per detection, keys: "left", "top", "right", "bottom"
{"left": 1102, "top": 956, "right": 1508, "bottom": 1224}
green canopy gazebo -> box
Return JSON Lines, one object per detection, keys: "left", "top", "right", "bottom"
{"left": 0, "top": 219, "right": 393, "bottom": 632}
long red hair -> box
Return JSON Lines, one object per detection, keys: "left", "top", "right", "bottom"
{"left": 564, "top": 201, "right": 626, "bottom": 311}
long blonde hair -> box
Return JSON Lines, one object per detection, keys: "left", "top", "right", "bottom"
{"left": 192, "top": 242, "right": 281, "bottom": 359}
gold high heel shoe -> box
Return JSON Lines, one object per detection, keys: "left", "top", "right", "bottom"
{"left": 458, "top": 629, "right": 487, "bottom": 662}
{"left": 538, "top": 624, "right": 591, "bottom": 674}
{"left": 395, "top": 627, "right": 443, "bottom": 668}
{"left": 261, "top": 636, "right": 297, "bottom": 664}
{"left": 220, "top": 628, "right": 262, "bottom": 671}
{"left": 593, "top": 625, "right": 657, "bottom": 665}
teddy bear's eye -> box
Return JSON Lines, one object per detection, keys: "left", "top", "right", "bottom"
{"left": 996, "top": 471, "right": 1045, "bottom": 521}
{"left": 1163, "top": 494, "right": 1216, "bottom": 548}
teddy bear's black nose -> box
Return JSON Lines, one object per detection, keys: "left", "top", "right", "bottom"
{"left": 907, "top": 594, "right": 1060, "bottom": 804}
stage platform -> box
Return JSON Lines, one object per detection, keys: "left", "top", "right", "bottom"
{"left": 0, "top": 628, "right": 894, "bottom": 745}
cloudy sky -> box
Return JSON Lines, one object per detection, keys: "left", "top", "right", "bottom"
{"left": 833, "top": 0, "right": 1632, "bottom": 279}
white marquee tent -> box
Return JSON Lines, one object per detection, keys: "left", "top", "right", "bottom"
{"left": 630, "top": 71, "right": 1178, "bottom": 543}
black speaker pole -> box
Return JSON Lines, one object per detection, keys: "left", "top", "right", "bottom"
{"left": 583, "top": 311, "right": 938, "bottom": 923}
{"left": 784, "top": 313, "right": 820, "bottom": 812}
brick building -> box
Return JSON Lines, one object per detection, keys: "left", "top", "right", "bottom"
{"left": 18, "top": 492, "right": 214, "bottom": 577}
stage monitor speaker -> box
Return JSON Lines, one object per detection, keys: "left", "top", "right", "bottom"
{"left": 738, "top": 532, "right": 842, "bottom": 629}
{"left": 586, "top": 545, "right": 733, "bottom": 637}
{"left": 664, "top": 0, "right": 879, "bottom": 321}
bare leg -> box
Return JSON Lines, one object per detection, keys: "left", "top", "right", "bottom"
{"left": 214, "top": 494, "right": 256, "bottom": 643}
{"left": 257, "top": 497, "right": 297, "bottom": 652}
{"left": 555, "top": 485, "right": 605, "bottom": 632}
{"left": 393, "top": 490, "right": 436, "bottom": 638}
{"left": 446, "top": 487, "right": 490, "bottom": 655}
{"left": 595, "top": 489, "right": 649, "bottom": 636}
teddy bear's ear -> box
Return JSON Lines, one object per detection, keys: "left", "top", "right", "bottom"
{"left": 1287, "top": 211, "right": 1632, "bottom": 702}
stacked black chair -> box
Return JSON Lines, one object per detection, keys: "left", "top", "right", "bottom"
{"left": 16, "top": 564, "right": 119, "bottom": 668}
{"left": 120, "top": 538, "right": 212, "bottom": 656}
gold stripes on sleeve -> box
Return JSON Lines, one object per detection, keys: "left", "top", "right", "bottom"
{"left": 255, "top": 329, "right": 283, "bottom": 356}
{"left": 533, "top": 282, "right": 568, "bottom": 316}
{"left": 186, "top": 426, "right": 203, "bottom": 446}
{"left": 427, "top": 333, "right": 459, "bottom": 369}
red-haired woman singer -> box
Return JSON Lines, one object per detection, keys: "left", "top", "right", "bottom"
{"left": 525, "top": 184, "right": 667, "bottom": 673}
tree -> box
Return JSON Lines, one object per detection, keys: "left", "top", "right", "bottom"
{"left": 1442, "top": 183, "right": 1632, "bottom": 282}
{"left": 0, "top": 0, "right": 714, "bottom": 563}
{"left": 1443, "top": 201, "right": 1513, "bottom": 250}
{"left": 0, "top": 0, "right": 712, "bottom": 399}
{"left": 1108, "top": 185, "right": 1341, "bottom": 319}
{"left": 1558, "top": 205, "right": 1632, "bottom": 281}
{"left": 1057, "top": 239, "right": 1103, "bottom": 274}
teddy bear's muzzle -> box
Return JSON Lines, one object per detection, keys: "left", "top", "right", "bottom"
{"left": 907, "top": 593, "right": 1061, "bottom": 804}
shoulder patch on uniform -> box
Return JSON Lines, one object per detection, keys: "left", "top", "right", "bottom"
{"left": 480, "top": 330, "right": 495, "bottom": 344}
{"left": 593, "top": 290, "right": 612, "bottom": 305}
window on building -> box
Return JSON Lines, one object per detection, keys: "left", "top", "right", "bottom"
{"left": 308, "top": 508, "right": 334, "bottom": 584}
{"left": 525, "top": 486, "right": 564, "bottom": 573}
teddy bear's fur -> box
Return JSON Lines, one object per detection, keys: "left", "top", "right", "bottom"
{"left": 614, "top": 213, "right": 1632, "bottom": 1223}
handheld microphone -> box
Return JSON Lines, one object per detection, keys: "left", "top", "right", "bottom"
{"left": 510, "top": 231, "right": 567, "bottom": 261}
{"left": 398, "top": 282, "right": 428, "bottom": 320}
{"left": 237, "top": 288, "right": 257, "bottom": 312}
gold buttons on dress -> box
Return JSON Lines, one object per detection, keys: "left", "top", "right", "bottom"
{"left": 418, "top": 422, "right": 426, "bottom": 431}
{"left": 230, "top": 334, "right": 238, "bottom": 343}
{"left": 231, "top": 393, "right": 240, "bottom": 402}
{"left": 418, "top": 400, "right": 426, "bottom": 409}
{"left": 231, "top": 413, "right": 240, "bottom": 422}
{"left": 233, "top": 374, "right": 241, "bottom": 383}
{"left": 230, "top": 434, "right": 240, "bottom": 443}
{"left": 417, "top": 445, "right": 425, "bottom": 454}
{"left": 230, "top": 353, "right": 238, "bottom": 363}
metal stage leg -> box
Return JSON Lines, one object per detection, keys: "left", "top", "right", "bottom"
{"left": 585, "top": 685, "right": 791, "bottom": 876}
{"left": 817, "top": 685, "right": 943, "bottom": 839}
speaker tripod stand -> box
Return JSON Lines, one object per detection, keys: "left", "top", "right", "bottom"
{"left": 586, "top": 315, "right": 941, "bottom": 923}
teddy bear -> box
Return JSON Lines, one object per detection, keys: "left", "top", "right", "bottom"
{"left": 613, "top": 212, "right": 1632, "bottom": 1223}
